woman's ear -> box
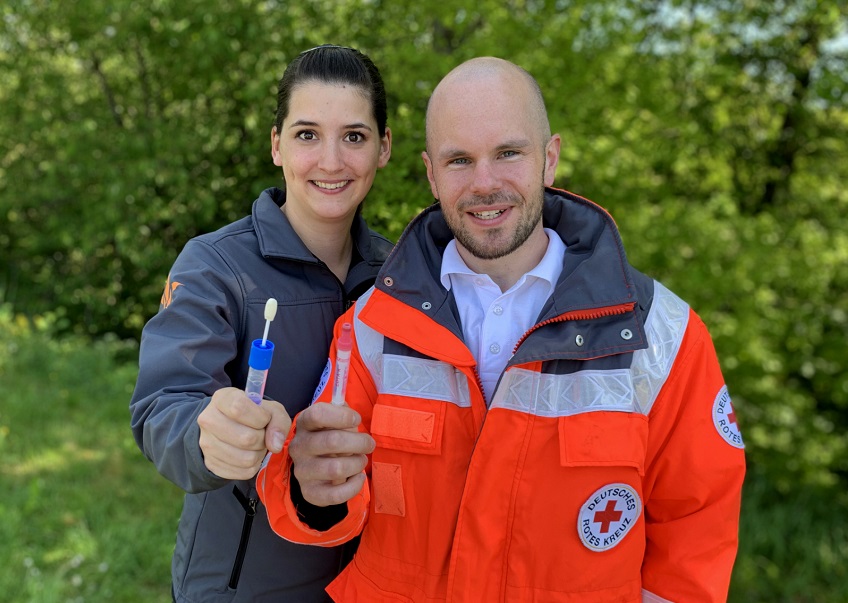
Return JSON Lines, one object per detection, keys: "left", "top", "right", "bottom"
{"left": 271, "top": 126, "right": 283, "bottom": 167}
{"left": 377, "top": 127, "right": 392, "bottom": 168}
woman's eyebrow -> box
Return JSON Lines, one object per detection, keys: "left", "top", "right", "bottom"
{"left": 288, "top": 119, "right": 373, "bottom": 131}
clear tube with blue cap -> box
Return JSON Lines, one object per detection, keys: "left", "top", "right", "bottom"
{"left": 245, "top": 298, "right": 278, "bottom": 404}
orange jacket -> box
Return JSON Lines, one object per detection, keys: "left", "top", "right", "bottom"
{"left": 259, "top": 190, "right": 746, "bottom": 602}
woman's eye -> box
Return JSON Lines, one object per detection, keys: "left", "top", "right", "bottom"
{"left": 297, "top": 131, "right": 316, "bottom": 141}
{"left": 345, "top": 132, "right": 364, "bottom": 143}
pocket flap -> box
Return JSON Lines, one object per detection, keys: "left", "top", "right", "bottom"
{"left": 559, "top": 411, "right": 648, "bottom": 475}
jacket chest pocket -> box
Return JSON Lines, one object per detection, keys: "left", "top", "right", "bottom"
{"left": 547, "top": 411, "right": 648, "bottom": 591}
{"left": 369, "top": 397, "right": 447, "bottom": 517}
{"left": 559, "top": 410, "right": 648, "bottom": 475}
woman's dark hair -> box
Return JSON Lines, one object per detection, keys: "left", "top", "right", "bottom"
{"left": 274, "top": 45, "right": 388, "bottom": 136}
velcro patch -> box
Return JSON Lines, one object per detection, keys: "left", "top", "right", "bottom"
{"left": 371, "top": 405, "right": 435, "bottom": 443}
{"left": 578, "top": 483, "right": 641, "bottom": 552}
{"left": 373, "top": 462, "right": 405, "bottom": 516}
{"left": 712, "top": 385, "right": 744, "bottom": 449}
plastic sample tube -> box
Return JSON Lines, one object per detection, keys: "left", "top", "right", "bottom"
{"left": 245, "top": 339, "right": 274, "bottom": 404}
{"left": 331, "top": 323, "right": 353, "bottom": 406}
{"left": 245, "top": 298, "right": 278, "bottom": 405}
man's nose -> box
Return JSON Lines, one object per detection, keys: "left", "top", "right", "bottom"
{"left": 469, "top": 160, "right": 501, "bottom": 195}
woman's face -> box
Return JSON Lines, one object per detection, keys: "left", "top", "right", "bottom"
{"left": 272, "top": 81, "right": 391, "bottom": 225}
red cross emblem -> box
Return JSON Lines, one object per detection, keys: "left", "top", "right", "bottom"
{"left": 712, "top": 385, "right": 744, "bottom": 449}
{"left": 593, "top": 500, "right": 622, "bottom": 534}
{"left": 579, "top": 483, "right": 641, "bottom": 551}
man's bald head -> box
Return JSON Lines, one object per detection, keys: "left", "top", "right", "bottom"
{"left": 425, "top": 57, "right": 551, "bottom": 153}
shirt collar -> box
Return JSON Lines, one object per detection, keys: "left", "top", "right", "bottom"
{"left": 440, "top": 228, "right": 566, "bottom": 295}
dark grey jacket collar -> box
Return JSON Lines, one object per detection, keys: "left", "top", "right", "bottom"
{"left": 377, "top": 188, "right": 639, "bottom": 320}
{"left": 252, "top": 187, "right": 382, "bottom": 268}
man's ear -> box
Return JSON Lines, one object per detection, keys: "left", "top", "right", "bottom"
{"left": 543, "top": 134, "right": 561, "bottom": 187}
{"left": 421, "top": 151, "right": 439, "bottom": 199}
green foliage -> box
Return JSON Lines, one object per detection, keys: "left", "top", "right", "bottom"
{"left": 1, "top": 1, "right": 847, "bottom": 597}
{"left": 733, "top": 467, "right": 848, "bottom": 602}
{"left": 0, "top": 309, "right": 182, "bottom": 602}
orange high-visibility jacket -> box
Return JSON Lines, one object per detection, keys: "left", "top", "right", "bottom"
{"left": 259, "top": 189, "right": 746, "bottom": 603}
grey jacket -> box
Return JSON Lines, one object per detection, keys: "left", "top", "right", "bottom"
{"left": 130, "top": 188, "right": 393, "bottom": 602}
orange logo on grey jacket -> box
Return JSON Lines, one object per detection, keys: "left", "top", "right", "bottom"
{"left": 160, "top": 274, "right": 182, "bottom": 308}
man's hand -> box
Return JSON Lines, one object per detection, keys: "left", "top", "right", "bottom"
{"left": 289, "top": 402, "right": 375, "bottom": 507}
{"left": 198, "top": 387, "right": 292, "bottom": 480}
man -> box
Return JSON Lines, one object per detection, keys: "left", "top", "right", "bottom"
{"left": 259, "top": 57, "right": 746, "bottom": 602}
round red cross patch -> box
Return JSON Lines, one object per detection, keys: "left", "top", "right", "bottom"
{"left": 577, "top": 483, "right": 641, "bottom": 552}
{"left": 712, "top": 385, "right": 744, "bottom": 449}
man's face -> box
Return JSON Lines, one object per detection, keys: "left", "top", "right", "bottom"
{"left": 422, "top": 74, "right": 560, "bottom": 264}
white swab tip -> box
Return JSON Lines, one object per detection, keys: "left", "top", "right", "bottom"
{"left": 264, "top": 298, "right": 278, "bottom": 321}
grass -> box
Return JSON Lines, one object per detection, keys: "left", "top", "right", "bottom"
{"left": 0, "top": 316, "right": 181, "bottom": 602}
{"left": 0, "top": 312, "right": 846, "bottom": 601}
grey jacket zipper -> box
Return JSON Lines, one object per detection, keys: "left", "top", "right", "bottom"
{"left": 228, "top": 484, "right": 257, "bottom": 589}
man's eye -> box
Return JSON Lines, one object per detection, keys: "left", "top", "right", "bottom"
{"left": 449, "top": 158, "right": 469, "bottom": 165}
{"left": 501, "top": 150, "right": 518, "bottom": 158}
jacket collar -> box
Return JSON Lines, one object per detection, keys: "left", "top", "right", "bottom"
{"left": 377, "top": 188, "right": 639, "bottom": 318}
{"left": 251, "top": 187, "right": 377, "bottom": 265}
{"left": 540, "top": 187, "right": 638, "bottom": 316}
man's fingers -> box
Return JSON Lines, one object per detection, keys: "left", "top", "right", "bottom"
{"left": 300, "top": 471, "right": 368, "bottom": 507}
{"left": 286, "top": 404, "right": 373, "bottom": 507}
{"left": 296, "top": 402, "right": 362, "bottom": 432}
{"left": 292, "top": 451, "right": 370, "bottom": 485}
{"left": 290, "top": 426, "right": 375, "bottom": 461}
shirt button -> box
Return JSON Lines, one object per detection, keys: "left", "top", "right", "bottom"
{"left": 475, "top": 278, "right": 486, "bottom": 286}
{"left": 489, "top": 343, "right": 501, "bottom": 354}
{"left": 492, "top": 305, "right": 503, "bottom": 315}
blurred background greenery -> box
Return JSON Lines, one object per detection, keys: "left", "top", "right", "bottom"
{"left": 0, "top": 0, "right": 846, "bottom": 600}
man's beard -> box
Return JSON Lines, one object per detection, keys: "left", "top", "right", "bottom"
{"left": 446, "top": 189, "right": 543, "bottom": 261}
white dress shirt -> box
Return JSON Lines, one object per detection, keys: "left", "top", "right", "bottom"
{"left": 440, "top": 228, "right": 566, "bottom": 404}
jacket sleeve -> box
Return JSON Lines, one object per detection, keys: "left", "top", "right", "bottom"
{"left": 641, "top": 310, "right": 745, "bottom": 602}
{"left": 258, "top": 312, "right": 374, "bottom": 546}
{"left": 129, "top": 239, "right": 242, "bottom": 493}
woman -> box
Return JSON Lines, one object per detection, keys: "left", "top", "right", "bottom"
{"left": 130, "top": 45, "right": 392, "bottom": 602}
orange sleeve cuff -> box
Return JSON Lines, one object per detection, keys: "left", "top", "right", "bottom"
{"left": 258, "top": 412, "right": 371, "bottom": 547}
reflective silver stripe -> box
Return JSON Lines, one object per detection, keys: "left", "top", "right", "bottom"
{"left": 630, "top": 281, "right": 689, "bottom": 415}
{"left": 490, "top": 282, "right": 689, "bottom": 417}
{"left": 491, "top": 368, "right": 636, "bottom": 417}
{"left": 642, "top": 588, "right": 675, "bottom": 603}
{"left": 352, "top": 288, "right": 384, "bottom": 386}
{"left": 353, "top": 289, "right": 472, "bottom": 407}
{"left": 382, "top": 355, "right": 472, "bottom": 406}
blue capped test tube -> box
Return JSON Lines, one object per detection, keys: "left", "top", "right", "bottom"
{"left": 245, "top": 339, "right": 275, "bottom": 404}
{"left": 244, "top": 298, "right": 278, "bottom": 404}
